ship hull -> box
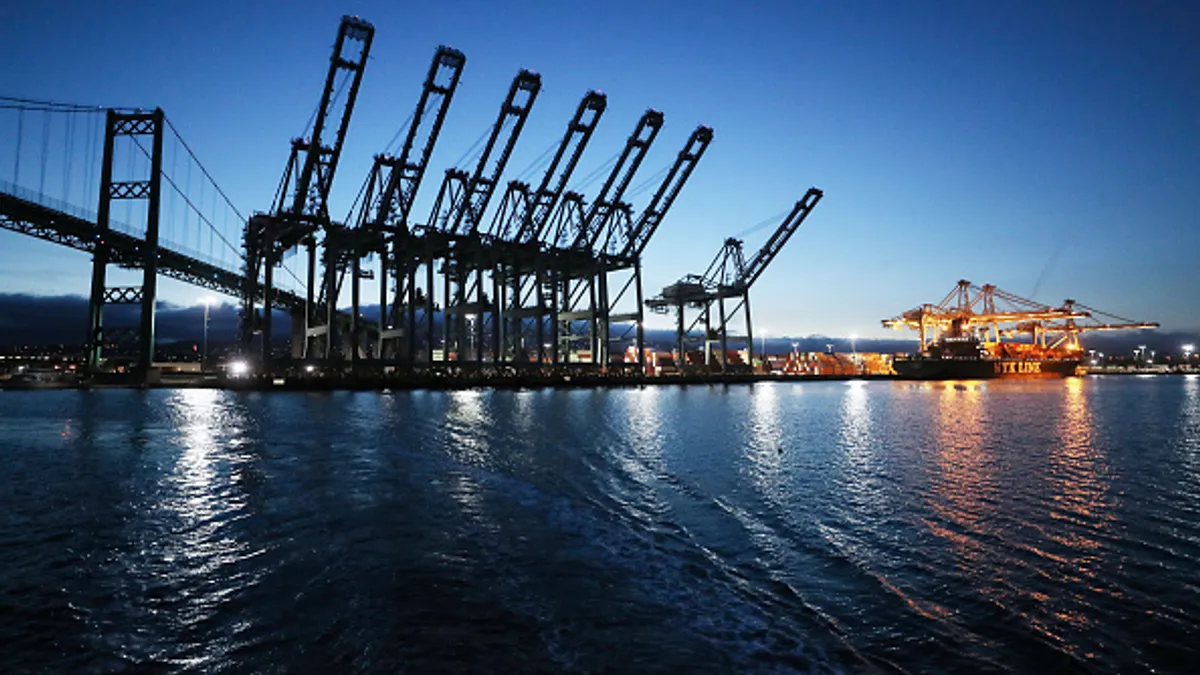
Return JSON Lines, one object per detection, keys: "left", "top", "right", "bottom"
{"left": 892, "top": 357, "right": 1081, "bottom": 380}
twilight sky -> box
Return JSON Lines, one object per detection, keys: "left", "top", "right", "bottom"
{"left": 1, "top": 0, "right": 1196, "bottom": 338}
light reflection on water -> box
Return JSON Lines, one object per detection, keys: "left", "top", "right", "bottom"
{"left": 1181, "top": 376, "right": 1200, "bottom": 485}
{"left": 3, "top": 379, "right": 1199, "bottom": 674}
{"left": 926, "top": 381, "right": 994, "bottom": 569}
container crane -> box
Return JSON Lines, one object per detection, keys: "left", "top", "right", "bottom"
{"left": 340, "top": 45, "right": 468, "bottom": 366}
{"left": 429, "top": 69, "right": 541, "bottom": 237}
{"left": 487, "top": 91, "right": 607, "bottom": 364}
{"left": 882, "top": 280, "right": 1159, "bottom": 356}
{"left": 646, "top": 188, "right": 824, "bottom": 371}
{"left": 421, "top": 69, "right": 541, "bottom": 364}
{"left": 546, "top": 109, "right": 663, "bottom": 364}
{"left": 597, "top": 124, "right": 713, "bottom": 369}
{"left": 241, "top": 15, "right": 373, "bottom": 367}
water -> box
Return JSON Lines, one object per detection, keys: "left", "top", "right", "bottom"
{"left": 2, "top": 376, "right": 1198, "bottom": 673}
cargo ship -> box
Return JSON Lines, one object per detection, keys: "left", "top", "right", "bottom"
{"left": 892, "top": 335, "right": 1081, "bottom": 380}
{"left": 882, "top": 280, "right": 1157, "bottom": 382}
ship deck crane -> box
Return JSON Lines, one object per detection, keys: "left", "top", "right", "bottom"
{"left": 882, "top": 280, "right": 1159, "bottom": 355}
{"left": 646, "top": 188, "right": 824, "bottom": 371}
{"left": 241, "top": 15, "right": 373, "bottom": 368}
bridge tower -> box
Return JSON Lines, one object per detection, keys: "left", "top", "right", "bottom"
{"left": 86, "top": 108, "right": 164, "bottom": 381}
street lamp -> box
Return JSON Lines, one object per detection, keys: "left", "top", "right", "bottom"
{"left": 1184, "top": 344, "right": 1195, "bottom": 360}
{"left": 200, "top": 296, "right": 216, "bottom": 371}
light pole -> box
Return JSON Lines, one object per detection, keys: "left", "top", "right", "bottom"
{"left": 200, "top": 297, "right": 216, "bottom": 371}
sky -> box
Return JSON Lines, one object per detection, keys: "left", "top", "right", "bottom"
{"left": 1, "top": 0, "right": 1197, "bottom": 340}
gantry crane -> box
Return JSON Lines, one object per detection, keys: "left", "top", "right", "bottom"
{"left": 421, "top": 69, "right": 541, "bottom": 365}
{"left": 545, "top": 109, "right": 664, "bottom": 364}
{"left": 882, "top": 280, "right": 1159, "bottom": 356}
{"left": 487, "top": 90, "right": 607, "bottom": 365}
{"left": 596, "top": 124, "right": 712, "bottom": 369}
{"left": 646, "top": 188, "right": 824, "bottom": 371}
{"left": 241, "top": 15, "right": 373, "bottom": 368}
{"left": 335, "top": 45, "right": 468, "bottom": 368}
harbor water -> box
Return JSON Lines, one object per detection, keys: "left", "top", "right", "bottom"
{"left": 2, "top": 376, "right": 1198, "bottom": 673}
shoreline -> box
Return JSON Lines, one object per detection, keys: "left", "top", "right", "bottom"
{"left": 2, "top": 368, "right": 1196, "bottom": 392}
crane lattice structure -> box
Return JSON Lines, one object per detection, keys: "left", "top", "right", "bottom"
{"left": 882, "top": 279, "right": 1159, "bottom": 354}
{"left": 343, "top": 45, "right": 466, "bottom": 369}
{"left": 549, "top": 109, "right": 663, "bottom": 365}
{"left": 431, "top": 69, "right": 542, "bottom": 366}
{"left": 595, "top": 124, "right": 712, "bottom": 370}
{"left": 241, "top": 15, "right": 374, "bottom": 369}
{"left": 646, "top": 188, "right": 824, "bottom": 371}
{"left": 489, "top": 90, "right": 607, "bottom": 366}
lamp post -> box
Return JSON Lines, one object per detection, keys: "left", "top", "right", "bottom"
{"left": 200, "top": 297, "right": 215, "bottom": 371}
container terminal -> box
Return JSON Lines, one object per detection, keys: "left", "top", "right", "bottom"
{"left": 0, "top": 16, "right": 1170, "bottom": 389}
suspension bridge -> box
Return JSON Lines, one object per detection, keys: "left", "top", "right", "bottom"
{"left": 0, "top": 96, "right": 312, "bottom": 379}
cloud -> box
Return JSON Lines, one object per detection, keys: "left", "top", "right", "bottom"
{"left": 0, "top": 294, "right": 1194, "bottom": 357}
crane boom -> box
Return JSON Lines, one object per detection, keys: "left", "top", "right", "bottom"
{"left": 499, "top": 91, "right": 607, "bottom": 244}
{"left": 572, "top": 109, "right": 664, "bottom": 250}
{"left": 367, "top": 46, "right": 465, "bottom": 234}
{"left": 737, "top": 187, "right": 823, "bottom": 289}
{"left": 437, "top": 69, "right": 541, "bottom": 235}
{"left": 278, "top": 15, "right": 374, "bottom": 225}
{"left": 617, "top": 124, "right": 712, "bottom": 259}
{"left": 488, "top": 91, "right": 605, "bottom": 242}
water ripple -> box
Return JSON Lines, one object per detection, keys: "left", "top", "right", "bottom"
{"left": 1, "top": 379, "right": 1198, "bottom": 672}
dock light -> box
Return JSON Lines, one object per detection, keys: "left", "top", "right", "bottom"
{"left": 1185, "top": 344, "right": 1195, "bottom": 358}
{"left": 305, "top": 364, "right": 316, "bottom": 373}
{"left": 229, "top": 360, "right": 250, "bottom": 377}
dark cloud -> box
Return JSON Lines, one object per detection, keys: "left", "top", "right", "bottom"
{"left": 0, "top": 294, "right": 1194, "bottom": 358}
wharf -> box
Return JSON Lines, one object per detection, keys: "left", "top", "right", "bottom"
{"left": 4, "top": 372, "right": 896, "bottom": 391}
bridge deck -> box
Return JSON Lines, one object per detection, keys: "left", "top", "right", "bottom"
{"left": 0, "top": 187, "right": 305, "bottom": 311}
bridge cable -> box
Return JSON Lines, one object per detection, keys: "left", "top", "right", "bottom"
{"left": 128, "top": 135, "right": 241, "bottom": 262}
{"left": 38, "top": 110, "right": 50, "bottom": 195}
{"left": 63, "top": 113, "right": 75, "bottom": 205}
{"left": 163, "top": 117, "right": 245, "bottom": 221}
{"left": 13, "top": 109, "right": 22, "bottom": 184}
{"left": 0, "top": 95, "right": 136, "bottom": 112}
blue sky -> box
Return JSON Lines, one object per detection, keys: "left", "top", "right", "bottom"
{"left": 1, "top": 0, "right": 1196, "bottom": 338}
